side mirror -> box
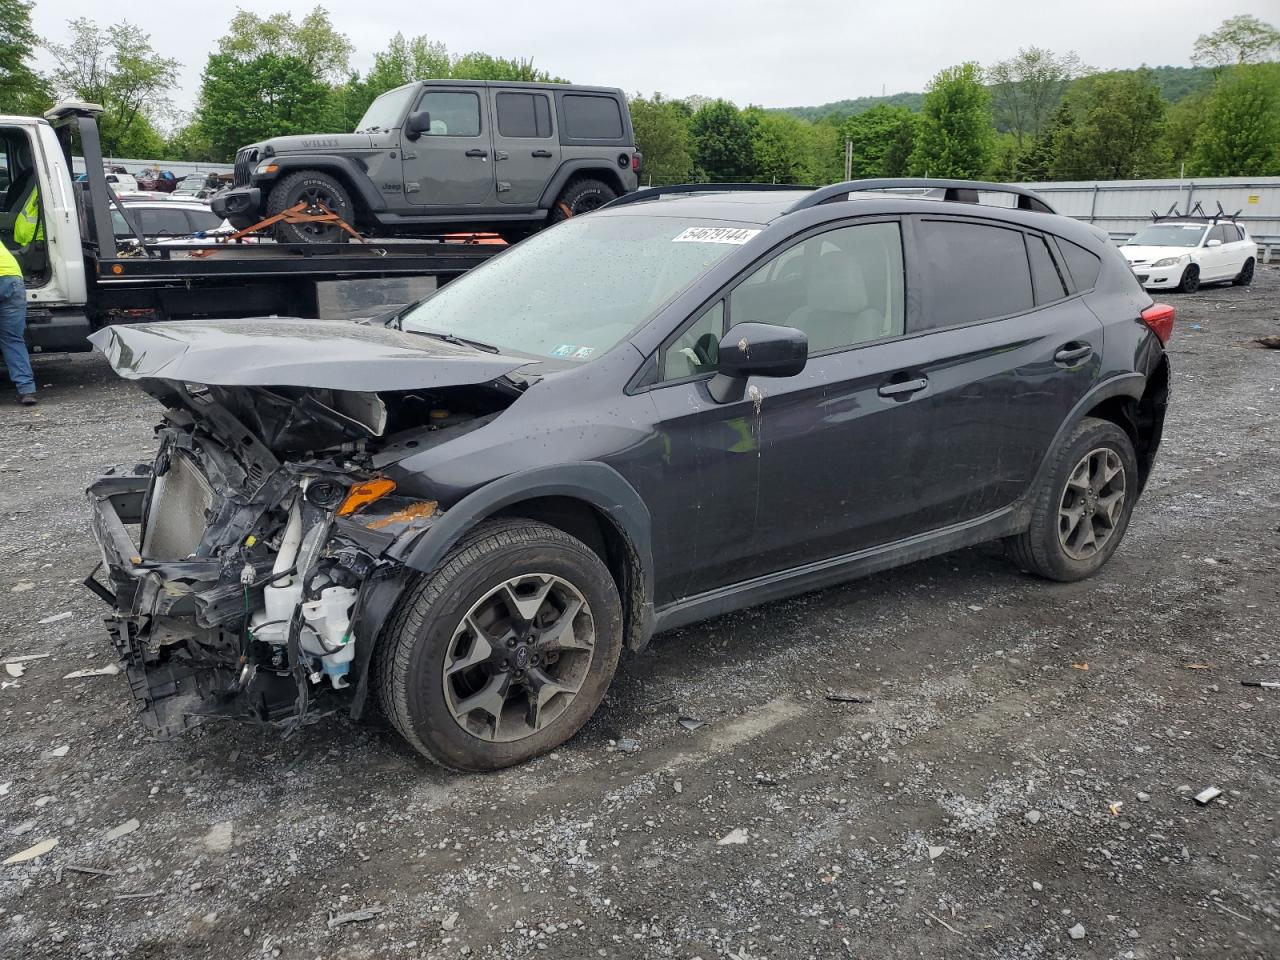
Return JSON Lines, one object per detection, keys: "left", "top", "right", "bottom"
{"left": 1206, "top": 238, "right": 1222, "bottom": 247}
{"left": 708, "top": 322, "right": 807, "bottom": 404}
{"left": 404, "top": 111, "right": 431, "bottom": 140}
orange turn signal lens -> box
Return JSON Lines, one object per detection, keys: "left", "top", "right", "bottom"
{"left": 337, "top": 477, "right": 396, "bottom": 516}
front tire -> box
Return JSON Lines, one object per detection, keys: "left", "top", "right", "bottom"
{"left": 376, "top": 520, "right": 623, "bottom": 771}
{"left": 1177, "top": 263, "right": 1200, "bottom": 294}
{"left": 550, "top": 178, "right": 617, "bottom": 223}
{"left": 1006, "top": 417, "right": 1139, "bottom": 582}
{"left": 1232, "top": 258, "right": 1255, "bottom": 287}
{"left": 266, "top": 170, "right": 355, "bottom": 244}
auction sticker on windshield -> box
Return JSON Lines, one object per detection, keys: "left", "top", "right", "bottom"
{"left": 672, "top": 226, "right": 761, "bottom": 244}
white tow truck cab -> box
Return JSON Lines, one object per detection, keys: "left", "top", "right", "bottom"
{"left": 0, "top": 101, "right": 504, "bottom": 355}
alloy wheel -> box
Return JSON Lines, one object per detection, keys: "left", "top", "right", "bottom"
{"left": 1058, "top": 447, "right": 1127, "bottom": 560}
{"left": 298, "top": 186, "right": 341, "bottom": 239}
{"left": 442, "top": 573, "right": 596, "bottom": 742}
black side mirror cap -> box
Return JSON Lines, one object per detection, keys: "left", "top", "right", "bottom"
{"left": 404, "top": 110, "right": 431, "bottom": 140}
{"left": 708, "top": 322, "right": 808, "bottom": 404}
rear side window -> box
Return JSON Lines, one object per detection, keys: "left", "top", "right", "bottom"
{"left": 497, "top": 93, "right": 553, "bottom": 138}
{"left": 1026, "top": 234, "right": 1068, "bottom": 305}
{"left": 913, "top": 220, "right": 1033, "bottom": 330}
{"left": 562, "top": 95, "right": 623, "bottom": 139}
{"left": 1057, "top": 239, "right": 1101, "bottom": 292}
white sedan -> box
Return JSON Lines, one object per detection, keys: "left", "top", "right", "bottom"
{"left": 1121, "top": 220, "right": 1257, "bottom": 293}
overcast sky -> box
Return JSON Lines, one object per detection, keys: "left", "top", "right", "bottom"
{"left": 30, "top": 0, "right": 1279, "bottom": 120}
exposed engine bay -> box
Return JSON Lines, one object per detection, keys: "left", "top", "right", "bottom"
{"left": 85, "top": 319, "right": 530, "bottom": 737}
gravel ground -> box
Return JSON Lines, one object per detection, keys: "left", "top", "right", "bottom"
{"left": 0, "top": 269, "right": 1277, "bottom": 960}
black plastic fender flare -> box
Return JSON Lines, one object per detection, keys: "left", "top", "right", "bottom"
{"left": 253, "top": 155, "right": 388, "bottom": 213}
{"left": 537, "top": 160, "right": 628, "bottom": 210}
{"left": 395, "top": 461, "right": 655, "bottom": 639}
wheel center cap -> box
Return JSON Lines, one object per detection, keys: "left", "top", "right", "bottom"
{"left": 513, "top": 645, "right": 530, "bottom": 669}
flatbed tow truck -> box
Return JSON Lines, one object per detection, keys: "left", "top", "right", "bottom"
{"left": 0, "top": 102, "right": 504, "bottom": 354}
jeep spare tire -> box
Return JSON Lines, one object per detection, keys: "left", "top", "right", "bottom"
{"left": 266, "top": 170, "right": 355, "bottom": 243}
{"left": 551, "top": 178, "right": 617, "bottom": 223}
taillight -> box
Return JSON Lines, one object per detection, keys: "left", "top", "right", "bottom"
{"left": 631, "top": 153, "right": 642, "bottom": 173}
{"left": 1140, "top": 303, "right": 1175, "bottom": 344}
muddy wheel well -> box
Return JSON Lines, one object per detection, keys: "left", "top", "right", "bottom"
{"left": 491, "top": 496, "right": 646, "bottom": 649}
{"left": 1084, "top": 356, "right": 1169, "bottom": 488}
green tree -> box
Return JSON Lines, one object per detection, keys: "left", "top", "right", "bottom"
{"left": 1016, "top": 101, "right": 1072, "bottom": 181}
{"left": 0, "top": 0, "right": 49, "bottom": 114}
{"left": 47, "top": 19, "right": 180, "bottom": 155}
{"left": 364, "top": 33, "right": 451, "bottom": 98}
{"left": 1049, "top": 70, "right": 1168, "bottom": 179}
{"left": 748, "top": 109, "right": 820, "bottom": 183}
{"left": 629, "top": 93, "right": 693, "bottom": 185}
{"left": 1190, "top": 63, "right": 1280, "bottom": 175}
{"left": 220, "top": 7, "right": 353, "bottom": 81}
{"left": 986, "top": 47, "right": 1086, "bottom": 148}
{"left": 1192, "top": 14, "right": 1280, "bottom": 68}
{"left": 908, "top": 62, "right": 996, "bottom": 178}
{"left": 1161, "top": 90, "right": 1210, "bottom": 173}
{"left": 197, "top": 51, "right": 333, "bottom": 159}
{"left": 838, "top": 104, "right": 919, "bottom": 177}
{"left": 450, "top": 52, "right": 563, "bottom": 82}
{"left": 689, "top": 100, "right": 755, "bottom": 181}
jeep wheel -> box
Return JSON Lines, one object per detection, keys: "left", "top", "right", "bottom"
{"left": 376, "top": 519, "right": 623, "bottom": 771}
{"left": 550, "top": 178, "right": 617, "bottom": 223}
{"left": 1177, "top": 263, "right": 1200, "bottom": 294}
{"left": 1006, "top": 417, "right": 1139, "bottom": 582}
{"left": 1232, "top": 258, "right": 1255, "bottom": 287}
{"left": 266, "top": 170, "right": 355, "bottom": 243}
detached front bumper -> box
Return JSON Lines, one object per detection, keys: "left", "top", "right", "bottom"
{"left": 1128, "top": 262, "right": 1186, "bottom": 290}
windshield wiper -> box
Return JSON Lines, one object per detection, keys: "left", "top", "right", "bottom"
{"left": 417, "top": 330, "right": 501, "bottom": 353}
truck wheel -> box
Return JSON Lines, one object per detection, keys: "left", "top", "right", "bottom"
{"left": 1005, "top": 417, "right": 1139, "bottom": 582}
{"left": 1232, "top": 258, "right": 1254, "bottom": 287}
{"left": 550, "top": 178, "right": 617, "bottom": 223}
{"left": 266, "top": 170, "right": 355, "bottom": 243}
{"left": 376, "top": 519, "right": 623, "bottom": 772}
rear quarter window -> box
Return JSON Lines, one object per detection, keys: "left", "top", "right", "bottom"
{"left": 1056, "top": 238, "right": 1102, "bottom": 292}
{"left": 562, "top": 95, "right": 624, "bottom": 140}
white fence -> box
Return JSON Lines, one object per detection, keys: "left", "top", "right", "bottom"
{"left": 1023, "top": 176, "right": 1280, "bottom": 252}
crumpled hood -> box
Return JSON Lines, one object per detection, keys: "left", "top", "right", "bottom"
{"left": 89, "top": 318, "right": 532, "bottom": 391}
{"left": 248, "top": 133, "right": 376, "bottom": 154}
{"left": 1121, "top": 245, "right": 1190, "bottom": 265}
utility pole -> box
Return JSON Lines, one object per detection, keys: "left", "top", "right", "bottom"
{"left": 844, "top": 139, "right": 853, "bottom": 181}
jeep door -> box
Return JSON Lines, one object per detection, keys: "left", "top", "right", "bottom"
{"left": 489, "top": 89, "right": 561, "bottom": 206}
{"left": 401, "top": 86, "right": 496, "bottom": 207}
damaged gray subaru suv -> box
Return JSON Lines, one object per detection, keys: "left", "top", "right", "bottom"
{"left": 86, "top": 179, "right": 1173, "bottom": 771}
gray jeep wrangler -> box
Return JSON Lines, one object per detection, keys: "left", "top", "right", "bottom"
{"left": 212, "top": 80, "right": 641, "bottom": 243}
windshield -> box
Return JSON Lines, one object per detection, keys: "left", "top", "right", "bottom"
{"left": 356, "top": 86, "right": 417, "bottom": 133}
{"left": 401, "top": 215, "right": 758, "bottom": 361}
{"left": 1126, "top": 224, "right": 1206, "bottom": 248}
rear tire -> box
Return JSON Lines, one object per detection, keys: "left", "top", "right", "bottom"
{"left": 1232, "top": 257, "right": 1255, "bottom": 287}
{"left": 1177, "top": 263, "right": 1200, "bottom": 294}
{"left": 1006, "top": 417, "right": 1139, "bottom": 582}
{"left": 376, "top": 519, "right": 623, "bottom": 772}
{"left": 266, "top": 170, "right": 355, "bottom": 244}
{"left": 550, "top": 178, "right": 617, "bottom": 223}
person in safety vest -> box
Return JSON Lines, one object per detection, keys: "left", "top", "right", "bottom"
{"left": 0, "top": 238, "right": 36, "bottom": 405}
{"left": 13, "top": 187, "right": 40, "bottom": 245}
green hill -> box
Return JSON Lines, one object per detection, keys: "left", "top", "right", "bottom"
{"left": 776, "top": 65, "right": 1216, "bottom": 123}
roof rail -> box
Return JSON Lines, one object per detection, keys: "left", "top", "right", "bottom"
{"left": 602, "top": 182, "right": 809, "bottom": 210}
{"left": 785, "top": 178, "right": 1057, "bottom": 215}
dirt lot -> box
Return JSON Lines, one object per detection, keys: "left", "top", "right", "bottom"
{"left": 1, "top": 269, "right": 1277, "bottom": 960}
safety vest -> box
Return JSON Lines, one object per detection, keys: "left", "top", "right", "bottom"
{"left": 0, "top": 241, "right": 20, "bottom": 278}
{"left": 13, "top": 188, "right": 41, "bottom": 246}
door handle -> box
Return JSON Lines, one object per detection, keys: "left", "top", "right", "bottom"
{"left": 531, "top": 149, "right": 553, "bottom": 158}
{"left": 1054, "top": 344, "right": 1092, "bottom": 365}
{"left": 878, "top": 377, "right": 928, "bottom": 398}
{"left": 465, "top": 148, "right": 488, "bottom": 159}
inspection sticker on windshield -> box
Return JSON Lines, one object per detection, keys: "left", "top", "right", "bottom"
{"left": 672, "top": 226, "right": 761, "bottom": 245}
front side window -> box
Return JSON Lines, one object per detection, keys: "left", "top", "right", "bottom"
{"left": 730, "top": 222, "right": 905, "bottom": 353}
{"left": 1207, "top": 225, "right": 1227, "bottom": 244}
{"left": 914, "top": 220, "right": 1032, "bottom": 331}
{"left": 417, "top": 91, "right": 481, "bottom": 137}
{"left": 497, "top": 92, "right": 553, "bottom": 138}
{"left": 138, "top": 209, "right": 194, "bottom": 236}
{"left": 401, "top": 215, "right": 751, "bottom": 362}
